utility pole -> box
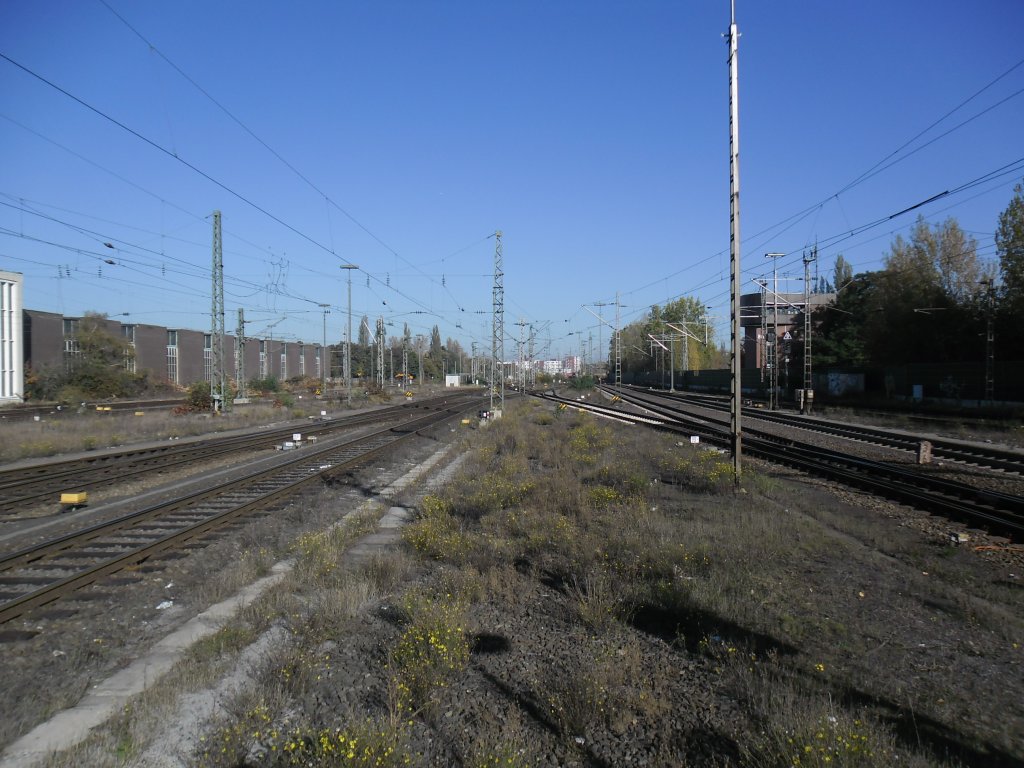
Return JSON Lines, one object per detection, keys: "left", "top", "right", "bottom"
{"left": 235, "top": 308, "right": 246, "bottom": 402}
{"left": 757, "top": 279, "right": 767, "bottom": 384}
{"left": 727, "top": 0, "right": 743, "bottom": 482}
{"left": 614, "top": 292, "right": 622, "bottom": 388}
{"left": 802, "top": 247, "right": 817, "bottom": 413}
{"left": 340, "top": 263, "right": 358, "bottom": 406}
{"left": 416, "top": 335, "right": 425, "bottom": 387}
{"left": 515, "top": 318, "right": 528, "bottom": 390}
{"left": 592, "top": 301, "right": 609, "bottom": 379}
{"left": 982, "top": 278, "right": 995, "bottom": 401}
{"left": 530, "top": 324, "right": 537, "bottom": 388}
{"left": 491, "top": 230, "right": 504, "bottom": 415}
{"left": 210, "top": 211, "right": 228, "bottom": 413}
{"left": 765, "top": 253, "right": 784, "bottom": 410}
{"left": 318, "top": 303, "right": 330, "bottom": 396}
{"left": 376, "top": 316, "right": 386, "bottom": 389}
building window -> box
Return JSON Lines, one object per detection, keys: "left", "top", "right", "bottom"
{"left": 280, "top": 350, "right": 287, "bottom": 380}
{"left": 122, "top": 325, "right": 136, "bottom": 373}
{"left": 167, "top": 330, "right": 178, "bottom": 385}
{"left": 204, "top": 334, "right": 213, "bottom": 382}
{"left": 259, "top": 340, "right": 267, "bottom": 379}
{"left": 316, "top": 349, "right": 322, "bottom": 380}
{"left": 298, "top": 344, "right": 305, "bottom": 376}
{"left": 62, "top": 318, "right": 81, "bottom": 371}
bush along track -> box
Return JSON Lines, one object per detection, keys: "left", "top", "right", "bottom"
{"left": 60, "top": 399, "right": 1024, "bottom": 767}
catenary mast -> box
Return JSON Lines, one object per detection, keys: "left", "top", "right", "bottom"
{"left": 727, "top": 0, "right": 743, "bottom": 482}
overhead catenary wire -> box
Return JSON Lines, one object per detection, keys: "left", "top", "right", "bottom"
{"left": 97, "top": 3, "right": 490, "bottom": 307}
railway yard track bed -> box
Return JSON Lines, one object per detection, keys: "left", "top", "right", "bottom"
{"left": 1, "top": 392, "right": 1022, "bottom": 767}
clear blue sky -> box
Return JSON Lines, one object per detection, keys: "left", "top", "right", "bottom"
{"left": 2, "top": 1, "right": 1022, "bottom": 361}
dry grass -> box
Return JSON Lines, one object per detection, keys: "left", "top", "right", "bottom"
{"left": 35, "top": 399, "right": 1019, "bottom": 767}
{"left": 0, "top": 402, "right": 323, "bottom": 463}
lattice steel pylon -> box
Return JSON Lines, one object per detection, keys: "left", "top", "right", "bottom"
{"left": 376, "top": 316, "right": 386, "bottom": 388}
{"left": 529, "top": 324, "right": 536, "bottom": 388}
{"left": 235, "top": 308, "right": 246, "bottom": 401}
{"left": 210, "top": 211, "right": 228, "bottom": 412}
{"left": 803, "top": 246, "right": 817, "bottom": 394}
{"left": 491, "top": 230, "right": 504, "bottom": 414}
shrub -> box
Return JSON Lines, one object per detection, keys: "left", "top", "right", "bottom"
{"left": 391, "top": 589, "right": 470, "bottom": 714}
{"left": 403, "top": 495, "right": 472, "bottom": 563}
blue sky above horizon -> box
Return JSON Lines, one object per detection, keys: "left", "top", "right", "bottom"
{"left": 2, "top": 1, "right": 1022, "bottom": 361}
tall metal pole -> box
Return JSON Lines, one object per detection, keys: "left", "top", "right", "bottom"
{"left": 210, "top": 211, "right": 227, "bottom": 413}
{"left": 766, "top": 253, "right": 783, "bottom": 410}
{"left": 983, "top": 278, "right": 995, "bottom": 401}
{"left": 376, "top": 316, "right": 385, "bottom": 389}
{"left": 727, "top": 0, "right": 743, "bottom": 482}
{"left": 803, "top": 246, "right": 816, "bottom": 412}
{"left": 593, "top": 301, "right": 609, "bottom": 378}
{"left": 341, "top": 264, "right": 358, "bottom": 405}
{"left": 318, "top": 303, "right": 330, "bottom": 396}
{"left": 614, "top": 292, "right": 622, "bottom": 388}
{"left": 235, "top": 307, "right": 246, "bottom": 402}
{"left": 491, "top": 231, "right": 504, "bottom": 415}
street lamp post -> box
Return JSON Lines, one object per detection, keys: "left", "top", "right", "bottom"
{"left": 765, "top": 253, "right": 784, "bottom": 410}
{"left": 340, "top": 264, "right": 359, "bottom": 406}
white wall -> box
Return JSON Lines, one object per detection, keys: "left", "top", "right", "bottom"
{"left": 0, "top": 271, "right": 24, "bottom": 402}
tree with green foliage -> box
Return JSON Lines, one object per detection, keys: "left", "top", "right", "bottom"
{"left": 30, "top": 312, "right": 150, "bottom": 401}
{"left": 358, "top": 315, "right": 371, "bottom": 347}
{"left": 617, "top": 296, "right": 716, "bottom": 380}
{"left": 995, "top": 183, "right": 1024, "bottom": 359}
{"left": 811, "top": 272, "right": 874, "bottom": 367}
{"left": 833, "top": 254, "right": 853, "bottom": 292}
{"left": 429, "top": 325, "right": 443, "bottom": 359}
{"left": 866, "top": 217, "right": 984, "bottom": 364}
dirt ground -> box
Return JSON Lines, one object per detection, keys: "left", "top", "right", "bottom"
{"left": 253, "top": 464, "right": 1023, "bottom": 767}
{"left": 2, "top": 403, "right": 1023, "bottom": 767}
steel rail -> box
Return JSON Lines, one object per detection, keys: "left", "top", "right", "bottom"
{"left": 535, "top": 391, "right": 1024, "bottom": 539}
{"left": 0, "top": 395, "right": 483, "bottom": 623}
{"left": 610, "top": 385, "right": 1024, "bottom": 475}
{"left": 0, "top": 397, "right": 455, "bottom": 513}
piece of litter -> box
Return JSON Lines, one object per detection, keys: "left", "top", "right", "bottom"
{"left": 156, "top": 600, "right": 173, "bottom": 610}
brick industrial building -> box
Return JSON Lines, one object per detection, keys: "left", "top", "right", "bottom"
{"left": 22, "top": 309, "right": 326, "bottom": 392}
{"left": 0, "top": 269, "right": 328, "bottom": 403}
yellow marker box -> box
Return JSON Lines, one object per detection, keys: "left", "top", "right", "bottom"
{"left": 60, "top": 492, "right": 88, "bottom": 505}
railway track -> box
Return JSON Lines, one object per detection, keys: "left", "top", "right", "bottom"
{"left": 0, "top": 396, "right": 456, "bottom": 515}
{"left": 0, "top": 397, "right": 186, "bottom": 422}
{"left": 612, "top": 385, "right": 1024, "bottom": 475}
{"left": 536, "top": 389, "right": 1024, "bottom": 539}
{"left": 0, "top": 394, "right": 483, "bottom": 624}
